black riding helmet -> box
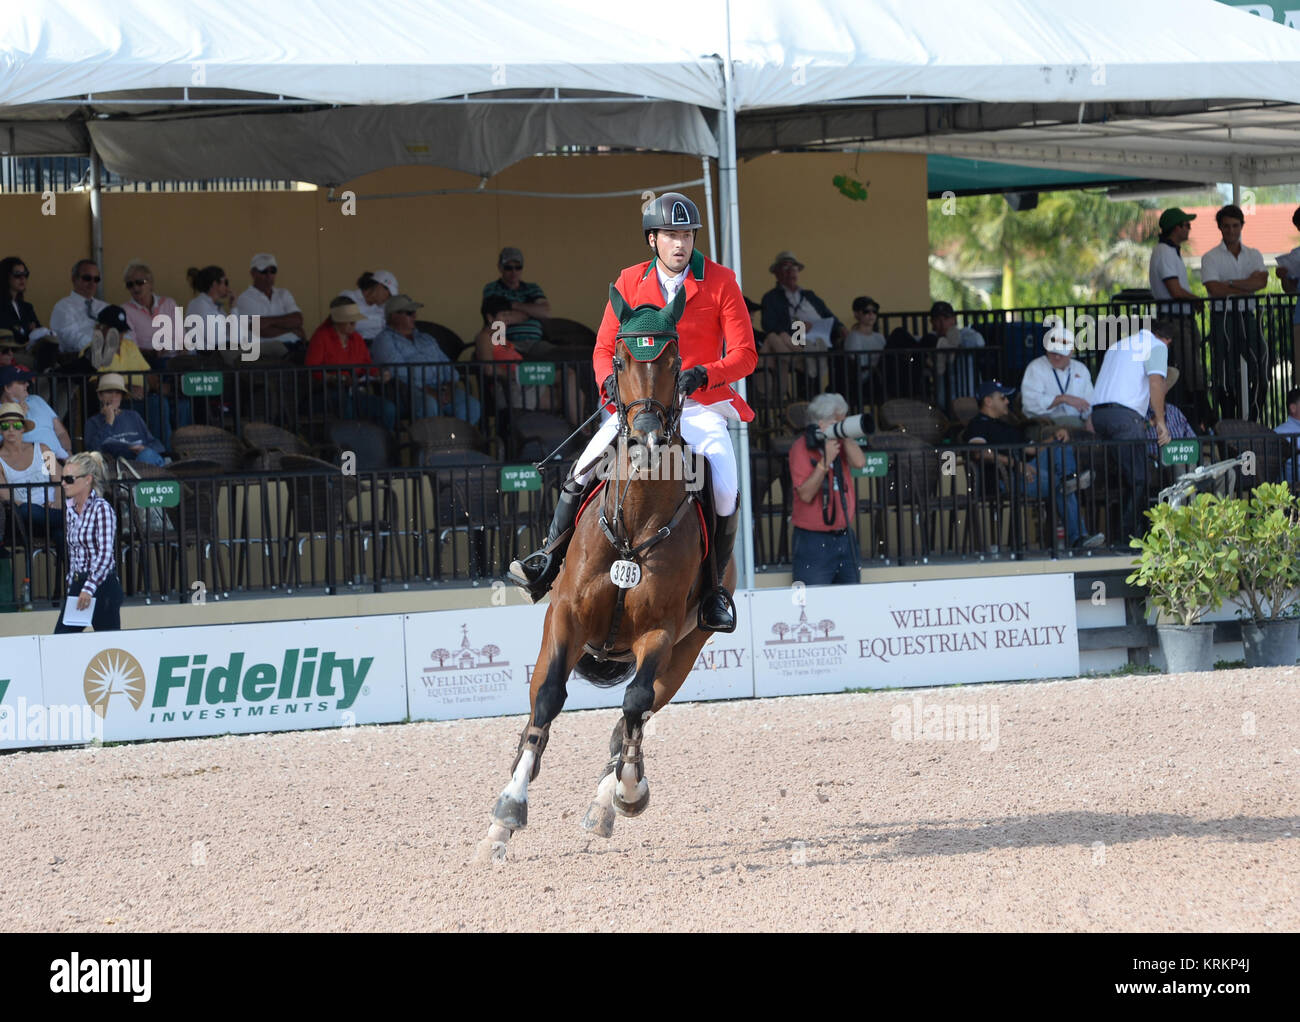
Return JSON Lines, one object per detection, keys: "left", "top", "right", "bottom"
{"left": 642, "top": 192, "right": 702, "bottom": 242}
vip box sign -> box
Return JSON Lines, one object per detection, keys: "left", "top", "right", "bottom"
{"left": 500, "top": 465, "right": 542, "bottom": 492}
{"left": 133, "top": 480, "right": 181, "bottom": 509}
{"left": 181, "top": 371, "right": 223, "bottom": 397}
{"left": 1161, "top": 439, "right": 1200, "bottom": 466}
{"left": 37, "top": 616, "right": 407, "bottom": 743}
{"left": 750, "top": 573, "right": 1079, "bottom": 697}
{"left": 853, "top": 452, "right": 890, "bottom": 478}
{"left": 517, "top": 362, "right": 556, "bottom": 387}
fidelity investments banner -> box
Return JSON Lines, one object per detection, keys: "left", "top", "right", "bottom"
{"left": 38, "top": 616, "right": 408, "bottom": 743}
{"left": 750, "top": 574, "right": 1079, "bottom": 696}
{"left": 404, "top": 597, "right": 752, "bottom": 722}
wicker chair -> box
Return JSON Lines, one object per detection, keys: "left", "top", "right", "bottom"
{"left": 861, "top": 432, "right": 942, "bottom": 561}
{"left": 542, "top": 317, "right": 597, "bottom": 348}
{"left": 1212, "top": 418, "right": 1281, "bottom": 490}
{"left": 880, "top": 398, "right": 949, "bottom": 444}
{"left": 170, "top": 425, "right": 248, "bottom": 471}
{"left": 408, "top": 415, "right": 488, "bottom": 461}
{"left": 328, "top": 419, "right": 395, "bottom": 470}
{"left": 242, "top": 421, "right": 310, "bottom": 470}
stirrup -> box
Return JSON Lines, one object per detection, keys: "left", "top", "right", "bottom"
{"left": 699, "top": 588, "right": 737, "bottom": 633}
{"left": 507, "top": 551, "right": 556, "bottom": 603}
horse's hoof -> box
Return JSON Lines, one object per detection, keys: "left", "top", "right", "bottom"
{"left": 613, "top": 771, "right": 650, "bottom": 819}
{"left": 492, "top": 795, "right": 528, "bottom": 831}
{"left": 472, "top": 839, "right": 510, "bottom": 865}
{"left": 580, "top": 800, "right": 616, "bottom": 838}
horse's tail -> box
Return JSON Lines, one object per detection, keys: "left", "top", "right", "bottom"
{"left": 573, "top": 654, "right": 635, "bottom": 688}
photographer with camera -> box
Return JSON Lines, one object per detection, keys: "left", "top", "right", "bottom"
{"left": 789, "top": 393, "right": 869, "bottom": 586}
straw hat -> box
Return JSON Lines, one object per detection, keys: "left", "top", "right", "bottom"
{"left": 330, "top": 301, "right": 366, "bottom": 324}
{"left": 0, "top": 402, "right": 36, "bottom": 433}
{"left": 96, "top": 372, "right": 130, "bottom": 396}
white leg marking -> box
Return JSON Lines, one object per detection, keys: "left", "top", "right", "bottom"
{"left": 503, "top": 749, "right": 534, "bottom": 803}
{"left": 617, "top": 762, "right": 649, "bottom": 806}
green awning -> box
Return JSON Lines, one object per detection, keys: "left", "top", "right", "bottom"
{"left": 927, "top": 155, "right": 1137, "bottom": 198}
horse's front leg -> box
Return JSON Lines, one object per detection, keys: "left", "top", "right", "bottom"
{"left": 476, "top": 611, "right": 577, "bottom": 863}
{"left": 581, "top": 628, "right": 670, "bottom": 837}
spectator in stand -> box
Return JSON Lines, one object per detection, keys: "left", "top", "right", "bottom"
{"left": 55, "top": 451, "right": 122, "bottom": 634}
{"left": 0, "top": 365, "right": 70, "bottom": 459}
{"left": 1273, "top": 386, "right": 1300, "bottom": 485}
{"left": 481, "top": 247, "right": 550, "bottom": 358}
{"left": 83, "top": 374, "right": 167, "bottom": 467}
{"left": 1145, "top": 367, "right": 1195, "bottom": 469}
{"left": 1090, "top": 319, "right": 1174, "bottom": 540}
{"left": 1274, "top": 207, "right": 1300, "bottom": 386}
{"left": 1019, "top": 326, "right": 1094, "bottom": 431}
{"left": 0, "top": 400, "right": 62, "bottom": 545}
{"left": 338, "top": 270, "right": 399, "bottom": 342}
{"left": 0, "top": 329, "right": 31, "bottom": 370}
{"left": 306, "top": 298, "right": 396, "bottom": 428}
{"left": 232, "top": 253, "right": 304, "bottom": 360}
{"left": 1149, "top": 208, "right": 1207, "bottom": 420}
{"left": 928, "top": 301, "right": 986, "bottom": 410}
{"left": 185, "top": 264, "right": 232, "bottom": 345}
{"left": 49, "top": 259, "right": 108, "bottom": 357}
{"left": 85, "top": 304, "right": 183, "bottom": 449}
{"left": 844, "top": 296, "right": 886, "bottom": 402}
{"left": 1201, "top": 204, "right": 1269, "bottom": 421}
{"left": 0, "top": 256, "right": 52, "bottom": 351}
{"left": 964, "top": 380, "right": 1104, "bottom": 549}
{"left": 120, "top": 260, "right": 179, "bottom": 365}
{"left": 789, "top": 392, "right": 866, "bottom": 585}
{"left": 760, "top": 251, "right": 845, "bottom": 353}
{"left": 372, "top": 294, "right": 481, "bottom": 423}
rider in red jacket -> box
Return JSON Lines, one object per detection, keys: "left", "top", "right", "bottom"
{"left": 508, "top": 192, "right": 756, "bottom": 632}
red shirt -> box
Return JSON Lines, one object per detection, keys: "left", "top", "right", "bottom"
{"left": 306, "top": 320, "right": 376, "bottom": 381}
{"left": 594, "top": 250, "right": 756, "bottom": 421}
{"left": 789, "top": 441, "right": 857, "bottom": 532}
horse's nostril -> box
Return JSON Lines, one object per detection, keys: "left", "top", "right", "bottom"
{"left": 632, "top": 411, "right": 661, "bottom": 436}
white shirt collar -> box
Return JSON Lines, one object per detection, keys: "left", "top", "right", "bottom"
{"left": 656, "top": 261, "right": 686, "bottom": 299}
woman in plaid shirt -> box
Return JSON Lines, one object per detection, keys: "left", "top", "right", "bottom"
{"left": 55, "top": 451, "right": 122, "bottom": 633}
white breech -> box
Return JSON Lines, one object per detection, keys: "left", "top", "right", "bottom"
{"left": 572, "top": 401, "right": 738, "bottom": 516}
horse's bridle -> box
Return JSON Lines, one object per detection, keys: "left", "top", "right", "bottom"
{"left": 607, "top": 345, "right": 684, "bottom": 447}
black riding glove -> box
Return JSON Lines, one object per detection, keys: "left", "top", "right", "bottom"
{"left": 677, "top": 366, "right": 709, "bottom": 398}
{"left": 602, "top": 373, "right": 616, "bottom": 402}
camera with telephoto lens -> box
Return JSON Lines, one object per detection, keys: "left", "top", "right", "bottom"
{"left": 804, "top": 413, "right": 873, "bottom": 450}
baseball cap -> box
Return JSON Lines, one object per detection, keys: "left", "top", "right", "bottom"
{"left": 96, "top": 304, "right": 129, "bottom": 331}
{"left": 250, "top": 252, "right": 278, "bottom": 271}
{"left": 384, "top": 294, "right": 425, "bottom": 316}
{"left": 976, "top": 380, "right": 1016, "bottom": 402}
{"left": 498, "top": 247, "right": 524, "bottom": 269}
{"left": 1043, "top": 326, "right": 1075, "bottom": 355}
{"left": 0, "top": 364, "right": 33, "bottom": 388}
{"left": 371, "top": 270, "right": 399, "bottom": 296}
{"left": 1158, "top": 208, "right": 1197, "bottom": 232}
{"left": 768, "top": 250, "right": 805, "bottom": 273}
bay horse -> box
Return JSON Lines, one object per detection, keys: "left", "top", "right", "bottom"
{"left": 475, "top": 285, "right": 735, "bottom": 861}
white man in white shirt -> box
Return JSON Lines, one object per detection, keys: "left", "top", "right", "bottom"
{"left": 1149, "top": 207, "right": 1208, "bottom": 422}
{"left": 49, "top": 259, "right": 108, "bottom": 356}
{"left": 1020, "top": 326, "right": 1094, "bottom": 431}
{"left": 1199, "top": 203, "right": 1269, "bottom": 421}
{"left": 1090, "top": 319, "right": 1174, "bottom": 540}
{"left": 232, "top": 253, "right": 304, "bottom": 359}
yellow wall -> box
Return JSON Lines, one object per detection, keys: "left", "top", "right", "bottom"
{"left": 3, "top": 152, "right": 929, "bottom": 345}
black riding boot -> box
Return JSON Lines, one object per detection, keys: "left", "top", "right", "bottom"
{"left": 699, "top": 511, "right": 740, "bottom": 633}
{"left": 508, "top": 478, "right": 589, "bottom": 603}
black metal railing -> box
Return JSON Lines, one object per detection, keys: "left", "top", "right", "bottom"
{"left": 0, "top": 156, "right": 297, "bottom": 193}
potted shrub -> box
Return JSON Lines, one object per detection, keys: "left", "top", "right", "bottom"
{"left": 1127, "top": 493, "right": 1240, "bottom": 673}
{"left": 1226, "top": 482, "right": 1300, "bottom": 667}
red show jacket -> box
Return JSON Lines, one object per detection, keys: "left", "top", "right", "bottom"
{"left": 594, "top": 250, "right": 757, "bottom": 421}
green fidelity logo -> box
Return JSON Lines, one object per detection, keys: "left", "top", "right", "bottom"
{"left": 152, "top": 648, "right": 373, "bottom": 710}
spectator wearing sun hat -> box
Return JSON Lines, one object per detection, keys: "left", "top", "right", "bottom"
{"left": 1019, "top": 326, "right": 1095, "bottom": 431}
{"left": 233, "top": 252, "right": 304, "bottom": 347}
{"left": 83, "top": 373, "right": 167, "bottom": 466}
{"left": 759, "top": 251, "right": 845, "bottom": 353}
{"left": 307, "top": 298, "right": 397, "bottom": 429}
{"left": 0, "top": 363, "right": 70, "bottom": 458}
{"left": 339, "top": 269, "right": 399, "bottom": 342}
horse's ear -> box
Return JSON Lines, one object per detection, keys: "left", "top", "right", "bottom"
{"left": 666, "top": 284, "right": 687, "bottom": 325}
{"left": 608, "top": 284, "right": 632, "bottom": 325}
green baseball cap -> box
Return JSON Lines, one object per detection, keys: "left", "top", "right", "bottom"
{"left": 1159, "top": 208, "right": 1197, "bottom": 232}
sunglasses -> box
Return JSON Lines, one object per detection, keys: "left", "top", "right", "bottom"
{"left": 80, "top": 274, "right": 102, "bottom": 283}
{"left": 127, "top": 279, "right": 150, "bottom": 288}
{"left": 61, "top": 474, "right": 84, "bottom": 484}
{"left": 255, "top": 267, "right": 278, "bottom": 274}
{"left": 391, "top": 309, "right": 415, "bottom": 316}
{"left": 502, "top": 264, "right": 522, "bottom": 271}
{"left": 10, "top": 270, "right": 29, "bottom": 279}
{"left": 0, "top": 421, "right": 25, "bottom": 431}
